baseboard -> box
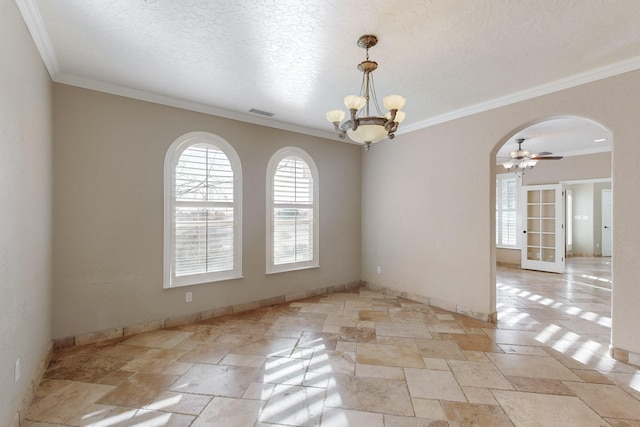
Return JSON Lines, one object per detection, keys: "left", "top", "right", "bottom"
{"left": 363, "top": 281, "right": 496, "bottom": 323}
{"left": 566, "top": 253, "right": 603, "bottom": 258}
{"left": 610, "top": 346, "right": 640, "bottom": 368}
{"left": 11, "top": 342, "right": 53, "bottom": 427}
{"left": 53, "top": 280, "right": 363, "bottom": 350}
{"left": 496, "top": 261, "right": 521, "bottom": 269}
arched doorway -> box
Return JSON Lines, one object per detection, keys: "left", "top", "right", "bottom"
{"left": 495, "top": 116, "right": 612, "bottom": 270}
{"left": 492, "top": 115, "right": 614, "bottom": 364}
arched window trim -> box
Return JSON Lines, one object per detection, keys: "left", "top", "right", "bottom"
{"left": 164, "top": 131, "right": 242, "bottom": 288}
{"left": 266, "top": 146, "right": 319, "bottom": 274}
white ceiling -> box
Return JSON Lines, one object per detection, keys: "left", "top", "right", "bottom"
{"left": 495, "top": 116, "right": 612, "bottom": 161}
{"left": 17, "top": 0, "right": 640, "bottom": 154}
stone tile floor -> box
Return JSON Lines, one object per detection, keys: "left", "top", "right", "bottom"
{"left": 24, "top": 257, "right": 640, "bottom": 426}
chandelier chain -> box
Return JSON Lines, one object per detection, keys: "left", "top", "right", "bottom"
{"left": 368, "top": 73, "right": 383, "bottom": 117}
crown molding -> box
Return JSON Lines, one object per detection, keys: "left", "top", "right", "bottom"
{"left": 552, "top": 145, "right": 612, "bottom": 158}
{"left": 16, "top": 0, "right": 640, "bottom": 141}
{"left": 16, "top": 0, "right": 59, "bottom": 77}
{"left": 55, "top": 73, "right": 339, "bottom": 141}
{"left": 399, "top": 55, "right": 640, "bottom": 135}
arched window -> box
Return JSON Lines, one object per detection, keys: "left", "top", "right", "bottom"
{"left": 266, "top": 147, "right": 319, "bottom": 274}
{"left": 164, "top": 132, "right": 242, "bottom": 288}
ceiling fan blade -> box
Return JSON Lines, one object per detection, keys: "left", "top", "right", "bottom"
{"left": 532, "top": 156, "right": 563, "bottom": 160}
{"left": 534, "top": 151, "right": 553, "bottom": 156}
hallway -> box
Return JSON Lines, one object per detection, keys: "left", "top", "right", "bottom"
{"left": 497, "top": 257, "right": 614, "bottom": 370}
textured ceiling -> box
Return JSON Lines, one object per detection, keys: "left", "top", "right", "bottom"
{"left": 17, "top": 0, "right": 640, "bottom": 153}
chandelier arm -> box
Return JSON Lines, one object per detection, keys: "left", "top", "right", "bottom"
{"left": 384, "top": 109, "right": 398, "bottom": 131}
{"left": 332, "top": 122, "right": 346, "bottom": 139}
{"left": 349, "top": 109, "right": 359, "bottom": 131}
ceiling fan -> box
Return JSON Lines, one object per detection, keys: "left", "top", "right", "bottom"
{"left": 501, "top": 138, "right": 563, "bottom": 172}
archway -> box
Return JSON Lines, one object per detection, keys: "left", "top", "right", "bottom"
{"left": 491, "top": 115, "right": 614, "bottom": 363}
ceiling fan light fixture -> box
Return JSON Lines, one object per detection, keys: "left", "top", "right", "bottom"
{"left": 503, "top": 157, "right": 537, "bottom": 172}
{"left": 510, "top": 148, "right": 531, "bottom": 159}
{"left": 326, "top": 34, "right": 406, "bottom": 150}
{"left": 501, "top": 138, "right": 561, "bottom": 172}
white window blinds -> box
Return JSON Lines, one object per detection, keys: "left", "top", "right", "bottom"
{"left": 266, "top": 147, "right": 318, "bottom": 274}
{"left": 496, "top": 174, "right": 519, "bottom": 248}
{"left": 175, "top": 144, "right": 234, "bottom": 276}
{"left": 273, "top": 156, "right": 314, "bottom": 265}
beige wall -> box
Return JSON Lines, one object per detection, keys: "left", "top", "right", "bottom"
{"left": 496, "top": 248, "right": 520, "bottom": 265}
{"left": 523, "top": 151, "right": 611, "bottom": 185}
{"left": 0, "top": 1, "right": 53, "bottom": 424}
{"left": 52, "top": 85, "right": 362, "bottom": 339}
{"left": 361, "top": 70, "right": 640, "bottom": 355}
{"left": 571, "top": 183, "right": 596, "bottom": 255}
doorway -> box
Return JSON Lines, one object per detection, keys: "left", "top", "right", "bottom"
{"left": 563, "top": 180, "right": 612, "bottom": 258}
{"left": 494, "top": 116, "right": 612, "bottom": 322}
{"left": 602, "top": 189, "right": 612, "bottom": 257}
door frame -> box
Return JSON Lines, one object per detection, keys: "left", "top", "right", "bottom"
{"left": 602, "top": 188, "right": 613, "bottom": 257}
{"left": 561, "top": 178, "right": 612, "bottom": 258}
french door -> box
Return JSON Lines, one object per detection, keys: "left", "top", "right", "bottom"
{"left": 521, "top": 184, "right": 565, "bottom": 273}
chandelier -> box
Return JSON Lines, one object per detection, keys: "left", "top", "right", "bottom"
{"left": 325, "top": 35, "right": 406, "bottom": 151}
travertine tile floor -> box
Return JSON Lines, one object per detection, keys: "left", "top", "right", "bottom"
{"left": 24, "top": 258, "right": 640, "bottom": 426}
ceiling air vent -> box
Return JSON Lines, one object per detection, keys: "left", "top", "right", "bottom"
{"left": 249, "top": 108, "right": 275, "bottom": 117}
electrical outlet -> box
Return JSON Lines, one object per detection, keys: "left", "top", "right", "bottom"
{"left": 14, "top": 358, "right": 20, "bottom": 383}
{"left": 185, "top": 292, "right": 192, "bottom": 303}
{"left": 376, "top": 266, "right": 382, "bottom": 274}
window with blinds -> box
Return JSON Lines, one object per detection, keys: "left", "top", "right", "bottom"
{"left": 164, "top": 133, "right": 242, "bottom": 288}
{"left": 266, "top": 147, "right": 318, "bottom": 274}
{"left": 496, "top": 173, "right": 519, "bottom": 248}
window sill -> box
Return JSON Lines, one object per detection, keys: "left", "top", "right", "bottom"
{"left": 496, "top": 245, "right": 520, "bottom": 250}
{"left": 266, "top": 264, "right": 319, "bottom": 275}
{"left": 164, "top": 274, "right": 244, "bottom": 289}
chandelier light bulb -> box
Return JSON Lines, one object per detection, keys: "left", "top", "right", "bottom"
{"left": 344, "top": 95, "right": 366, "bottom": 111}
{"left": 383, "top": 95, "right": 407, "bottom": 111}
{"left": 325, "top": 109, "right": 346, "bottom": 123}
